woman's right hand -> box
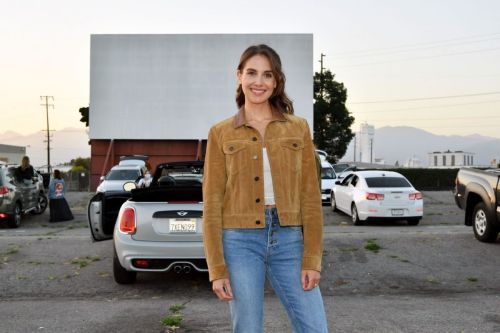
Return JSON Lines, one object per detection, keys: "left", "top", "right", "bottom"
{"left": 212, "top": 278, "right": 233, "bottom": 301}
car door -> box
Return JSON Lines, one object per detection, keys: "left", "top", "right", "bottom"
{"left": 336, "top": 174, "right": 354, "bottom": 213}
{"left": 88, "top": 191, "right": 131, "bottom": 241}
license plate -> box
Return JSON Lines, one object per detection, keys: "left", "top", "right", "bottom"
{"left": 169, "top": 218, "right": 196, "bottom": 233}
{"left": 391, "top": 209, "right": 404, "bottom": 216}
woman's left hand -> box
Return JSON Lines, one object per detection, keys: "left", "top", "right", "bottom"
{"left": 301, "top": 270, "right": 320, "bottom": 291}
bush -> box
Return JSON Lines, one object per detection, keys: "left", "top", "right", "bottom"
{"left": 385, "top": 168, "right": 459, "bottom": 191}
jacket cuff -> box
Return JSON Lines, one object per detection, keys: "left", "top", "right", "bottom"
{"left": 301, "top": 256, "right": 322, "bottom": 272}
{"left": 208, "top": 264, "right": 229, "bottom": 282}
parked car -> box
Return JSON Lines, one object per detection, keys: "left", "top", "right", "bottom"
{"left": 96, "top": 157, "right": 148, "bottom": 193}
{"left": 320, "top": 160, "right": 337, "bottom": 204}
{"left": 454, "top": 168, "right": 500, "bottom": 242}
{"left": 0, "top": 164, "right": 46, "bottom": 228}
{"left": 331, "top": 170, "right": 423, "bottom": 225}
{"left": 88, "top": 161, "right": 206, "bottom": 284}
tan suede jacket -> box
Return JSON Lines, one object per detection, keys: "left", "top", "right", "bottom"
{"left": 203, "top": 108, "right": 324, "bottom": 282}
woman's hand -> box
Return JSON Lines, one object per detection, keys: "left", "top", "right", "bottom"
{"left": 301, "top": 270, "right": 321, "bottom": 291}
{"left": 212, "top": 278, "right": 234, "bottom": 301}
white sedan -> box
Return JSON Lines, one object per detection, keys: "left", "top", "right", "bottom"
{"left": 330, "top": 170, "right": 423, "bottom": 225}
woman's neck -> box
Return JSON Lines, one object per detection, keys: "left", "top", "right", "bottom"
{"left": 244, "top": 103, "right": 273, "bottom": 122}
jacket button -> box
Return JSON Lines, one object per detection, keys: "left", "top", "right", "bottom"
{"left": 252, "top": 137, "right": 258, "bottom": 141}
{"left": 254, "top": 176, "right": 259, "bottom": 181}
{"left": 252, "top": 155, "right": 258, "bottom": 160}
{"left": 255, "top": 220, "right": 261, "bottom": 225}
{"left": 256, "top": 198, "right": 261, "bottom": 203}
{"left": 229, "top": 146, "right": 234, "bottom": 151}
{"left": 293, "top": 143, "right": 298, "bottom": 148}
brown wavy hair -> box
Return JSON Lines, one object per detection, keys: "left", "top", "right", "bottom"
{"left": 236, "top": 44, "right": 294, "bottom": 114}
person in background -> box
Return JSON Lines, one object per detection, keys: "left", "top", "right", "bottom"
{"left": 48, "top": 169, "right": 74, "bottom": 222}
{"left": 137, "top": 171, "right": 153, "bottom": 188}
{"left": 15, "top": 156, "right": 35, "bottom": 184}
{"left": 203, "top": 44, "right": 328, "bottom": 332}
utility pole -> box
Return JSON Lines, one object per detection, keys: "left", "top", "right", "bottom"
{"left": 41, "top": 96, "right": 54, "bottom": 174}
{"left": 370, "top": 138, "right": 373, "bottom": 164}
{"left": 319, "top": 53, "right": 325, "bottom": 98}
{"left": 353, "top": 134, "right": 356, "bottom": 162}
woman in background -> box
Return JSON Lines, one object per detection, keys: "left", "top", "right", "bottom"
{"left": 48, "top": 169, "right": 74, "bottom": 222}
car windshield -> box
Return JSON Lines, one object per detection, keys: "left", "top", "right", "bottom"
{"left": 365, "top": 177, "right": 411, "bottom": 188}
{"left": 321, "top": 167, "right": 336, "bottom": 179}
{"left": 105, "top": 169, "right": 140, "bottom": 181}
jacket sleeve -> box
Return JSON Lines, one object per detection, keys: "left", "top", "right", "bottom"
{"left": 300, "top": 119, "right": 324, "bottom": 272}
{"left": 202, "top": 126, "right": 229, "bottom": 282}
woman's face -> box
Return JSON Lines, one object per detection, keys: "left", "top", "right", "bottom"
{"left": 237, "top": 55, "right": 277, "bottom": 107}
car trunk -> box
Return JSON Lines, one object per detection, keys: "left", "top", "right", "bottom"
{"left": 129, "top": 186, "right": 203, "bottom": 242}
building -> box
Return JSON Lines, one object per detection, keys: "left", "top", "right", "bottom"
{"left": 89, "top": 34, "right": 313, "bottom": 190}
{"left": 356, "top": 123, "right": 375, "bottom": 163}
{"left": 0, "top": 144, "right": 26, "bottom": 164}
{"left": 404, "top": 156, "right": 422, "bottom": 168}
{"left": 428, "top": 150, "right": 474, "bottom": 168}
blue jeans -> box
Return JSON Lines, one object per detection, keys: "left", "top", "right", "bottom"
{"left": 222, "top": 208, "right": 328, "bottom": 333}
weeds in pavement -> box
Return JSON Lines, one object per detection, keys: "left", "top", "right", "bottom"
{"left": 161, "top": 303, "right": 187, "bottom": 332}
{"left": 467, "top": 277, "right": 478, "bottom": 282}
{"left": 70, "top": 256, "right": 101, "bottom": 268}
{"left": 364, "top": 239, "right": 381, "bottom": 253}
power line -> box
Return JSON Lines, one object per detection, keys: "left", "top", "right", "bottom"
{"left": 333, "top": 36, "right": 500, "bottom": 60}
{"left": 40, "top": 96, "right": 54, "bottom": 175}
{"left": 351, "top": 99, "right": 500, "bottom": 113}
{"left": 330, "top": 32, "right": 500, "bottom": 57}
{"left": 349, "top": 91, "right": 500, "bottom": 104}
{"left": 335, "top": 46, "right": 500, "bottom": 69}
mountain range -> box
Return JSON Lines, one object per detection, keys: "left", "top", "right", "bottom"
{"left": 340, "top": 126, "right": 500, "bottom": 167}
{"left": 0, "top": 128, "right": 90, "bottom": 167}
{"left": 1, "top": 126, "right": 499, "bottom": 168}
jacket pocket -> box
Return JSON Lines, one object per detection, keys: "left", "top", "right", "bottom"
{"left": 223, "top": 141, "right": 248, "bottom": 175}
{"left": 280, "top": 138, "right": 304, "bottom": 171}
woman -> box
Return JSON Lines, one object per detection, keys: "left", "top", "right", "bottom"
{"left": 15, "top": 156, "right": 35, "bottom": 183}
{"left": 48, "top": 169, "right": 74, "bottom": 222}
{"left": 203, "top": 44, "right": 328, "bottom": 332}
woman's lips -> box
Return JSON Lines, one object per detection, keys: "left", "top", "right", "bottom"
{"left": 250, "top": 88, "right": 266, "bottom": 96}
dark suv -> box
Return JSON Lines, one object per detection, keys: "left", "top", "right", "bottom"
{"left": 0, "top": 164, "right": 47, "bottom": 228}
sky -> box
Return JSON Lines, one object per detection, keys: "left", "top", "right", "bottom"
{"left": 1, "top": 0, "right": 499, "bottom": 139}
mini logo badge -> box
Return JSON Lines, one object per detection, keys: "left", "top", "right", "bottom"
{"left": 177, "top": 211, "right": 188, "bottom": 216}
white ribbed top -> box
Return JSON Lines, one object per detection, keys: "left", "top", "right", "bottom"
{"left": 262, "top": 148, "right": 275, "bottom": 205}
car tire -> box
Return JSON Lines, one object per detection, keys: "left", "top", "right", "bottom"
{"left": 31, "top": 194, "right": 48, "bottom": 215}
{"left": 351, "top": 204, "right": 363, "bottom": 226}
{"left": 330, "top": 193, "right": 337, "bottom": 212}
{"left": 7, "top": 203, "right": 22, "bottom": 228}
{"left": 407, "top": 218, "right": 420, "bottom": 226}
{"left": 472, "top": 202, "right": 499, "bottom": 243}
{"left": 113, "top": 249, "right": 137, "bottom": 284}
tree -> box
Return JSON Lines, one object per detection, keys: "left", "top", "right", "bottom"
{"left": 70, "top": 157, "right": 90, "bottom": 171}
{"left": 79, "top": 107, "right": 89, "bottom": 127}
{"left": 313, "top": 70, "right": 355, "bottom": 163}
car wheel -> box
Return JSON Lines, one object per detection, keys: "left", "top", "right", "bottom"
{"left": 7, "top": 203, "right": 22, "bottom": 228}
{"left": 330, "top": 193, "right": 337, "bottom": 212}
{"left": 113, "top": 249, "right": 137, "bottom": 284}
{"left": 31, "top": 194, "right": 48, "bottom": 215}
{"left": 472, "top": 202, "right": 499, "bottom": 243}
{"left": 407, "top": 218, "right": 420, "bottom": 226}
{"left": 351, "top": 204, "right": 362, "bottom": 226}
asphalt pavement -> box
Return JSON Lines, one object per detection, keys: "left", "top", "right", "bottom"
{"left": 0, "top": 191, "right": 499, "bottom": 332}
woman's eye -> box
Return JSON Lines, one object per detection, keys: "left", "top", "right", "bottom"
{"left": 265, "top": 73, "right": 274, "bottom": 79}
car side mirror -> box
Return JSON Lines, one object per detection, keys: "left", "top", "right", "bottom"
{"left": 335, "top": 180, "right": 341, "bottom": 185}
{"left": 100, "top": 176, "right": 105, "bottom": 181}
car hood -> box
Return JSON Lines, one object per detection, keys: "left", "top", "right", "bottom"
{"left": 96, "top": 180, "right": 131, "bottom": 192}
{"left": 321, "top": 179, "right": 337, "bottom": 190}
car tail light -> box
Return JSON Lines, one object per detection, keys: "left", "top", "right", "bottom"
{"left": 409, "top": 192, "right": 423, "bottom": 200}
{"left": 0, "top": 186, "right": 8, "bottom": 196}
{"left": 366, "top": 192, "right": 384, "bottom": 200}
{"left": 133, "top": 259, "right": 150, "bottom": 268}
{"left": 0, "top": 213, "right": 8, "bottom": 218}
{"left": 119, "top": 208, "right": 136, "bottom": 234}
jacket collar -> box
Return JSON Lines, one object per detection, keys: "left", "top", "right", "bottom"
{"left": 233, "top": 106, "right": 288, "bottom": 128}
